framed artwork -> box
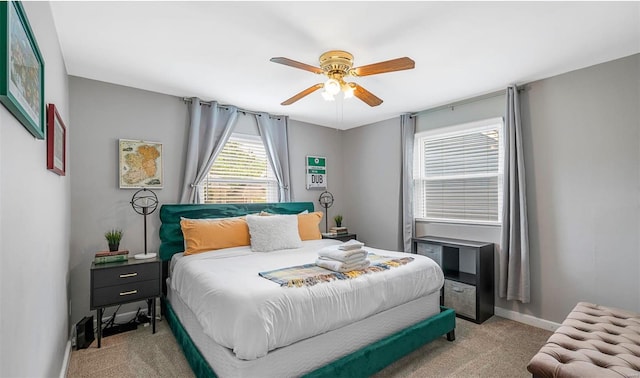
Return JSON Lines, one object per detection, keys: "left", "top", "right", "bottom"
{"left": 119, "top": 139, "right": 163, "bottom": 189}
{"left": 46, "top": 104, "right": 66, "bottom": 175}
{"left": 306, "top": 156, "right": 327, "bottom": 189}
{"left": 0, "top": 1, "right": 45, "bottom": 139}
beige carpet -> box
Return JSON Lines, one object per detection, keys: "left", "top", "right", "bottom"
{"left": 67, "top": 316, "right": 552, "bottom": 378}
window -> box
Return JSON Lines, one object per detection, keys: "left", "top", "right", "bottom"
{"left": 414, "top": 118, "right": 504, "bottom": 224}
{"left": 202, "top": 134, "right": 278, "bottom": 204}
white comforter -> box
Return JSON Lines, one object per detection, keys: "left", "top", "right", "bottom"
{"left": 170, "top": 239, "right": 443, "bottom": 360}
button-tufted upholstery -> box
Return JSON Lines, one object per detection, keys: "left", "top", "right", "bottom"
{"left": 527, "top": 302, "right": 640, "bottom": 377}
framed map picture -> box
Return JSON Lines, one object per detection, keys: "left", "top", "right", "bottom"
{"left": 0, "top": 1, "right": 46, "bottom": 139}
{"left": 119, "top": 139, "right": 163, "bottom": 189}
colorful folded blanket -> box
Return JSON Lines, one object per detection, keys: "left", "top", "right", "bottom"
{"left": 258, "top": 254, "right": 415, "bottom": 288}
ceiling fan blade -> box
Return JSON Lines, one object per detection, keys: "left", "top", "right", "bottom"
{"left": 270, "top": 57, "right": 324, "bottom": 74}
{"left": 351, "top": 57, "right": 415, "bottom": 77}
{"left": 281, "top": 83, "right": 324, "bottom": 105}
{"left": 352, "top": 84, "right": 383, "bottom": 107}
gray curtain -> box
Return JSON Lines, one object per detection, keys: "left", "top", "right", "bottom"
{"left": 500, "top": 85, "right": 530, "bottom": 303}
{"left": 179, "top": 98, "right": 238, "bottom": 203}
{"left": 255, "top": 113, "right": 292, "bottom": 202}
{"left": 400, "top": 114, "right": 416, "bottom": 252}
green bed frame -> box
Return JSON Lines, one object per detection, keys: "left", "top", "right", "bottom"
{"left": 158, "top": 202, "right": 456, "bottom": 378}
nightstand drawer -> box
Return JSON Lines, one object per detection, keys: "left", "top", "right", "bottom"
{"left": 92, "top": 279, "right": 160, "bottom": 308}
{"left": 92, "top": 262, "right": 159, "bottom": 288}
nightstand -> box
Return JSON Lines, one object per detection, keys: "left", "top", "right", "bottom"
{"left": 90, "top": 257, "right": 161, "bottom": 347}
{"left": 322, "top": 233, "right": 357, "bottom": 243}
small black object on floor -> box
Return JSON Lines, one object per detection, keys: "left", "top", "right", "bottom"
{"left": 75, "top": 316, "right": 95, "bottom": 349}
{"left": 101, "top": 311, "right": 152, "bottom": 337}
{"left": 102, "top": 322, "right": 138, "bottom": 337}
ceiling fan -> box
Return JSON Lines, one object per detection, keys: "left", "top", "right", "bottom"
{"left": 270, "top": 50, "right": 415, "bottom": 107}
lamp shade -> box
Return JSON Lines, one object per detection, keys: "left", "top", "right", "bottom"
{"left": 324, "top": 78, "right": 341, "bottom": 95}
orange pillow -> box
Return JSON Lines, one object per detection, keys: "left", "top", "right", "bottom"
{"left": 180, "top": 217, "right": 250, "bottom": 255}
{"left": 297, "top": 211, "right": 323, "bottom": 240}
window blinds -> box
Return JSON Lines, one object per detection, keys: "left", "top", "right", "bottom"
{"left": 203, "top": 134, "right": 278, "bottom": 204}
{"left": 415, "top": 120, "right": 503, "bottom": 224}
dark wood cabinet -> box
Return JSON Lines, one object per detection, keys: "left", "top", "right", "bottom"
{"left": 413, "top": 236, "right": 494, "bottom": 324}
{"left": 90, "top": 257, "right": 161, "bottom": 347}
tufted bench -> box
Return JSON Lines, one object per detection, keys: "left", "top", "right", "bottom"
{"left": 527, "top": 302, "right": 640, "bottom": 377}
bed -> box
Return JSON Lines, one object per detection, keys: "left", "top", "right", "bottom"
{"left": 159, "top": 202, "right": 456, "bottom": 377}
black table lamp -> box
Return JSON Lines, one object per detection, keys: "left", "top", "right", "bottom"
{"left": 318, "top": 191, "right": 334, "bottom": 233}
{"left": 130, "top": 188, "right": 159, "bottom": 259}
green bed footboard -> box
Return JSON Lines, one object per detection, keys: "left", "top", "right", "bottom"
{"left": 304, "top": 307, "right": 456, "bottom": 378}
{"left": 162, "top": 297, "right": 456, "bottom": 378}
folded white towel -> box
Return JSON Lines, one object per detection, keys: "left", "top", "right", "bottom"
{"left": 318, "top": 245, "right": 367, "bottom": 262}
{"left": 316, "top": 258, "right": 371, "bottom": 273}
{"left": 339, "top": 239, "right": 365, "bottom": 251}
{"left": 318, "top": 254, "right": 367, "bottom": 265}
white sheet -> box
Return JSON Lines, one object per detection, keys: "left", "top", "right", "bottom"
{"left": 170, "top": 239, "right": 444, "bottom": 360}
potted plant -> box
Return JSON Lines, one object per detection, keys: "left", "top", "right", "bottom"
{"left": 105, "top": 229, "right": 123, "bottom": 252}
{"left": 333, "top": 215, "right": 343, "bottom": 228}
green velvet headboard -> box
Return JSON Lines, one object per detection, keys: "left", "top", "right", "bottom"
{"left": 158, "top": 202, "right": 315, "bottom": 261}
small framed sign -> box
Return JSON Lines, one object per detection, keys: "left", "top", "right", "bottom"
{"left": 46, "top": 104, "right": 66, "bottom": 175}
{"left": 306, "top": 155, "right": 326, "bottom": 190}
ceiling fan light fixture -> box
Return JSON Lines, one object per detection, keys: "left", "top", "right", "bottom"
{"left": 321, "top": 91, "right": 335, "bottom": 101}
{"left": 342, "top": 83, "right": 355, "bottom": 99}
{"left": 324, "top": 78, "right": 341, "bottom": 96}
{"left": 271, "top": 50, "right": 414, "bottom": 107}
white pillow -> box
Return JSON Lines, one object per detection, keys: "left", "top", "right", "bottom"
{"left": 246, "top": 214, "right": 302, "bottom": 252}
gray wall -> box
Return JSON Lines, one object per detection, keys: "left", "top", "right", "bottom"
{"left": 69, "top": 77, "right": 189, "bottom": 323}
{"left": 68, "top": 78, "right": 346, "bottom": 323}
{"left": 515, "top": 54, "right": 639, "bottom": 321}
{"left": 343, "top": 118, "right": 402, "bottom": 251}
{"left": 288, "top": 120, "right": 346, "bottom": 230}
{"left": 0, "top": 2, "right": 70, "bottom": 376}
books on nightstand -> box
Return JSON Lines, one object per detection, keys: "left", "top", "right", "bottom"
{"left": 328, "top": 226, "right": 348, "bottom": 235}
{"left": 94, "top": 250, "right": 129, "bottom": 264}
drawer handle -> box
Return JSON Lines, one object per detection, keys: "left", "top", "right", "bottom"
{"left": 119, "top": 290, "right": 138, "bottom": 296}
{"left": 119, "top": 273, "right": 138, "bottom": 278}
{"left": 452, "top": 287, "right": 464, "bottom": 293}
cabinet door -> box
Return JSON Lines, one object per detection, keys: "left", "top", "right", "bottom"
{"left": 444, "top": 279, "right": 476, "bottom": 319}
{"left": 416, "top": 243, "right": 442, "bottom": 268}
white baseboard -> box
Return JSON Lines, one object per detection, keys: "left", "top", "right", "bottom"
{"left": 494, "top": 307, "right": 561, "bottom": 332}
{"left": 59, "top": 340, "right": 71, "bottom": 378}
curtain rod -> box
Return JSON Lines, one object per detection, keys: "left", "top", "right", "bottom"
{"left": 411, "top": 85, "right": 527, "bottom": 117}
{"left": 181, "top": 97, "right": 287, "bottom": 119}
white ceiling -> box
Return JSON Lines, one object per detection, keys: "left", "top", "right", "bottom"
{"left": 49, "top": 1, "right": 640, "bottom": 130}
